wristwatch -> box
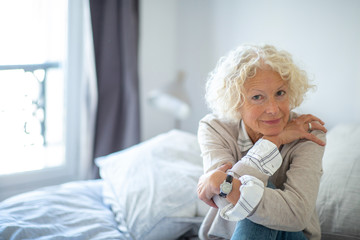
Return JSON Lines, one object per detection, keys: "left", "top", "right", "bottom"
{"left": 219, "top": 174, "right": 233, "bottom": 198}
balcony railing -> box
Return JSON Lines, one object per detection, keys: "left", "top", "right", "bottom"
{"left": 0, "top": 62, "right": 60, "bottom": 146}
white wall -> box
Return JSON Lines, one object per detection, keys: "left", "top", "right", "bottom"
{"left": 139, "top": 0, "right": 178, "bottom": 140}
{"left": 140, "top": 0, "right": 360, "bottom": 140}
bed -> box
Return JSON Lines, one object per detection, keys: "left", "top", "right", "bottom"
{"left": 1, "top": 126, "right": 359, "bottom": 240}
{"left": 0, "top": 130, "right": 208, "bottom": 240}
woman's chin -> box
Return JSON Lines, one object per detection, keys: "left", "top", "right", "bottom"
{"left": 262, "top": 129, "right": 283, "bottom": 137}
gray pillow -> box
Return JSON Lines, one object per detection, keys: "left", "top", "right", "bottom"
{"left": 316, "top": 124, "right": 360, "bottom": 240}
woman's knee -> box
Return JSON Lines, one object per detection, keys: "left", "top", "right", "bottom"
{"left": 231, "top": 218, "right": 278, "bottom": 240}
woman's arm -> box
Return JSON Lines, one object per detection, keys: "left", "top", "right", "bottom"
{"left": 222, "top": 115, "right": 327, "bottom": 222}
{"left": 248, "top": 129, "right": 326, "bottom": 231}
{"left": 197, "top": 118, "right": 281, "bottom": 214}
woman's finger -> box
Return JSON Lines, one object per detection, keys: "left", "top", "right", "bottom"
{"left": 197, "top": 177, "right": 218, "bottom": 208}
{"left": 203, "top": 198, "right": 218, "bottom": 208}
{"left": 308, "top": 121, "right": 328, "bottom": 133}
{"left": 303, "top": 122, "right": 312, "bottom": 132}
{"left": 218, "top": 162, "right": 233, "bottom": 172}
{"left": 299, "top": 114, "right": 325, "bottom": 125}
{"left": 304, "top": 132, "right": 326, "bottom": 146}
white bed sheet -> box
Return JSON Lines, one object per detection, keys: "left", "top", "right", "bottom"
{"left": 0, "top": 180, "right": 124, "bottom": 240}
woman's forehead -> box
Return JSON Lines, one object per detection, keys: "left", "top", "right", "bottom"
{"left": 244, "top": 70, "right": 286, "bottom": 91}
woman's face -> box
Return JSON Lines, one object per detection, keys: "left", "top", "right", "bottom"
{"left": 239, "top": 69, "right": 290, "bottom": 142}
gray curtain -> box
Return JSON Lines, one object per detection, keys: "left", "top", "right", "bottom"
{"left": 90, "top": 0, "right": 140, "bottom": 177}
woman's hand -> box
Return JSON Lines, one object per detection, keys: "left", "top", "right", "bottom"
{"left": 197, "top": 163, "right": 232, "bottom": 208}
{"left": 264, "top": 114, "right": 327, "bottom": 147}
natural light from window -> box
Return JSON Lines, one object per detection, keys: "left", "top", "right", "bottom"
{"left": 0, "top": 0, "right": 67, "bottom": 175}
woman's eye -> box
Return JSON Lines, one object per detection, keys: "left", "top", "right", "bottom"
{"left": 252, "top": 95, "right": 262, "bottom": 101}
{"left": 276, "top": 90, "right": 286, "bottom": 96}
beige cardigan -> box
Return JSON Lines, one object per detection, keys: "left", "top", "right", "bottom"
{"left": 197, "top": 112, "right": 326, "bottom": 240}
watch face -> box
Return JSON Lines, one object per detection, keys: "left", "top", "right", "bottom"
{"left": 221, "top": 182, "right": 232, "bottom": 194}
{"left": 219, "top": 175, "right": 233, "bottom": 197}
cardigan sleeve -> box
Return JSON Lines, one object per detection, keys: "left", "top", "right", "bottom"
{"left": 248, "top": 130, "right": 326, "bottom": 231}
{"left": 198, "top": 115, "right": 271, "bottom": 185}
{"left": 198, "top": 117, "right": 238, "bottom": 173}
{"left": 230, "top": 138, "right": 282, "bottom": 177}
{"left": 219, "top": 139, "right": 283, "bottom": 221}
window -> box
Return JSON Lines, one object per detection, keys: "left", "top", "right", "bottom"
{"left": 0, "top": 64, "right": 65, "bottom": 175}
{"left": 0, "top": 0, "right": 86, "bottom": 200}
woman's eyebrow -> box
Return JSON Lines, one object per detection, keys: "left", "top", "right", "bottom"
{"left": 277, "top": 84, "right": 288, "bottom": 90}
{"left": 248, "top": 84, "right": 287, "bottom": 92}
{"left": 247, "top": 88, "right": 265, "bottom": 93}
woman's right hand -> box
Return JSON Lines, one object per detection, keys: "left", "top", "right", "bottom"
{"left": 197, "top": 163, "right": 232, "bottom": 208}
{"left": 263, "top": 114, "right": 327, "bottom": 147}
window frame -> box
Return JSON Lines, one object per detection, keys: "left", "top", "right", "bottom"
{"left": 0, "top": 0, "right": 86, "bottom": 201}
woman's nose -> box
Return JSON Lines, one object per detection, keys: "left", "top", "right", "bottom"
{"left": 265, "top": 98, "right": 279, "bottom": 115}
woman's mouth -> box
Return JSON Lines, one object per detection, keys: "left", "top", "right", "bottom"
{"left": 262, "top": 118, "right": 281, "bottom": 125}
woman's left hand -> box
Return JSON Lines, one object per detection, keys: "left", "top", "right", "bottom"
{"left": 197, "top": 163, "right": 232, "bottom": 208}
{"left": 264, "top": 114, "right": 327, "bottom": 147}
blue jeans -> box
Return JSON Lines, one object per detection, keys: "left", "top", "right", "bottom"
{"left": 230, "top": 218, "right": 307, "bottom": 240}
{"left": 230, "top": 181, "right": 308, "bottom": 240}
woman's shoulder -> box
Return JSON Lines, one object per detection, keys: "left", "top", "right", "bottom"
{"left": 289, "top": 111, "right": 300, "bottom": 120}
{"left": 199, "top": 113, "right": 239, "bottom": 139}
{"left": 200, "top": 113, "right": 239, "bottom": 130}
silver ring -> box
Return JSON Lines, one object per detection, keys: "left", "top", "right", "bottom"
{"left": 308, "top": 122, "right": 312, "bottom": 132}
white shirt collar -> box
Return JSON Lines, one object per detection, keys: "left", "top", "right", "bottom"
{"left": 237, "top": 120, "right": 253, "bottom": 152}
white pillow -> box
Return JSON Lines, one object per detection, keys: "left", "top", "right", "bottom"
{"left": 316, "top": 124, "right": 360, "bottom": 240}
{"left": 96, "top": 130, "right": 206, "bottom": 240}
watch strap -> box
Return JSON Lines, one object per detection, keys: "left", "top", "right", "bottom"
{"left": 225, "top": 174, "right": 233, "bottom": 183}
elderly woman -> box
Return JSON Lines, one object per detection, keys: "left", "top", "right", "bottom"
{"left": 197, "top": 44, "right": 327, "bottom": 240}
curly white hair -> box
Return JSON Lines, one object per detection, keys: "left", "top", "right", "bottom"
{"left": 205, "top": 44, "right": 314, "bottom": 122}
